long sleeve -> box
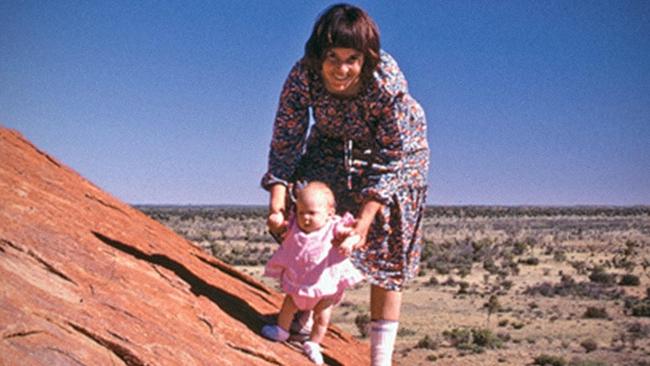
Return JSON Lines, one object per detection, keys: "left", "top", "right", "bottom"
{"left": 360, "top": 94, "right": 406, "bottom": 204}
{"left": 261, "top": 61, "right": 312, "bottom": 189}
{"left": 360, "top": 53, "right": 428, "bottom": 205}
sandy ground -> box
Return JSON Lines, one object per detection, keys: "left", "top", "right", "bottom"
{"left": 239, "top": 247, "right": 650, "bottom": 366}
{"left": 142, "top": 205, "right": 650, "bottom": 365}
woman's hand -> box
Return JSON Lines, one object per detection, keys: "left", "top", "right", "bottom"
{"left": 333, "top": 221, "right": 359, "bottom": 256}
{"left": 268, "top": 184, "right": 289, "bottom": 243}
{"left": 333, "top": 200, "right": 383, "bottom": 255}
{"left": 352, "top": 199, "right": 383, "bottom": 248}
{"left": 267, "top": 211, "right": 288, "bottom": 233}
{"left": 337, "top": 233, "right": 361, "bottom": 256}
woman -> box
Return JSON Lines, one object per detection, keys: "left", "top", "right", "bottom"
{"left": 261, "top": 4, "right": 428, "bottom": 365}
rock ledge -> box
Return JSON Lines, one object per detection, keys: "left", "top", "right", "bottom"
{"left": 0, "top": 127, "right": 369, "bottom": 365}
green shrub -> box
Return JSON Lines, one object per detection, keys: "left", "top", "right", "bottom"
{"left": 627, "top": 321, "right": 650, "bottom": 338}
{"left": 420, "top": 240, "right": 435, "bottom": 262}
{"left": 580, "top": 339, "right": 598, "bottom": 353}
{"left": 354, "top": 313, "right": 371, "bottom": 338}
{"left": 588, "top": 267, "right": 616, "bottom": 286}
{"left": 485, "top": 295, "right": 502, "bottom": 313}
{"left": 398, "top": 327, "right": 417, "bottom": 337}
{"left": 525, "top": 274, "right": 625, "bottom": 300}
{"left": 553, "top": 251, "right": 567, "bottom": 262}
{"left": 433, "top": 260, "right": 451, "bottom": 275}
{"left": 513, "top": 241, "right": 528, "bottom": 255}
{"left": 471, "top": 328, "right": 503, "bottom": 349}
{"left": 512, "top": 321, "right": 525, "bottom": 329}
{"left": 569, "top": 360, "right": 607, "bottom": 366}
{"left": 457, "top": 266, "right": 472, "bottom": 278}
{"left": 583, "top": 307, "right": 608, "bottom": 319}
{"left": 426, "top": 276, "right": 439, "bottom": 286}
{"left": 483, "top": 258, "right": 499, "bottom": 274}
{"left": 533, "top": 354, "right": 566, "bottom": 366}
{"left": 626, "top": 294, "right": 650, "bottom": 317}
{"left": 457, "top": 281, "right": 470, "bottom": 294}
{"left": 619, "top": 274, "right": 640, "bottom": 286}
{"left": 631, "top": 303, "right": 650, "bottom": 317}
{"left": 500, "top": 280, "right": 513, "bottom": 291}
{"left": 496, "top": 332, "right": 511, "bottom": 342}
{"left": 442, "top": 327, "right": 471, "bottom": 348}
{"left": 415, "top": 335, "right": 439, "bottom": 350}
{"left": 521, "top": 257, "right": 540, "bottom": 265}
{"left": 442, "top": 327, "right": 502, "bottom": 353}
{"left": 425, "top": 354, "right": 438, "bottom": 362}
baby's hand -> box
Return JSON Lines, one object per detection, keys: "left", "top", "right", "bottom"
{"left": 337, "top": 233, "right": 361, "bottom": 257}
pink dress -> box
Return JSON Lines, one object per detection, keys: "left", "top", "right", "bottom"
{"left": 264, "top": 213, "right": 365, "bottom": 310}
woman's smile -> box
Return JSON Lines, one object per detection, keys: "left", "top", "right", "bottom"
{"left": 322, "top": 47, "right": 364, "bottom": 96}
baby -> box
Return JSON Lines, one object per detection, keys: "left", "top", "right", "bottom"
{"left": 262, "top": 181, "right": 364, "bottom": 364}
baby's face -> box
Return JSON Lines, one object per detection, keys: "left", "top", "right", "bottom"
{"left": 296, "top": 191, "right": 333, "bottom": 233}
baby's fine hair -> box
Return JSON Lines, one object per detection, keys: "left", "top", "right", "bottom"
{"left": 297, "top": 181, "right": 336, "bottom": 209}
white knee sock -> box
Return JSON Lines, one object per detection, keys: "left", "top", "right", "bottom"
{"left": 370, "top": 320, "right": 399, "bottom": 366}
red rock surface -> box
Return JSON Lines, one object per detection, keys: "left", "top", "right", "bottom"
{"left": 0, "top": 127, "right": 369, "bottom": 365}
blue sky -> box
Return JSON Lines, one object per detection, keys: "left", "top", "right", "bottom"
{"left": 2, "top": 1, "right": 649, "bottom": 205}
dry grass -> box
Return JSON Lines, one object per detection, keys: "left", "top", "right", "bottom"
{"left": 140, "top": 205, "right": 650, "bottom": 365}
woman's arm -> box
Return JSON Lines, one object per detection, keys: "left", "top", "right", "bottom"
{"left": 361, "top": 53, "right": 428, "bottom": 205}
{"left": 269, "top": 184, "right": 287, "bottom": 214}
{"left": 262, "top": 62, "right": 311, "bottom": 239}
{"left": 260, "top": 61, "right": 311, "bottom": 190}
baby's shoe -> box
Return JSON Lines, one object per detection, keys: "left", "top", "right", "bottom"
{"left": 302, "top": 341, "right": 324, "bottom": 365}
{"left": 261, "top": 325, "right": 289, "bottom": 342}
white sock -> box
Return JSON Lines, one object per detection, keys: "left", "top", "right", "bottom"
{"left": 370, "top": 320, "right": 398, "bottom": 366}
{"left": 303, "top": 341, "right": 324, "bottom": 365}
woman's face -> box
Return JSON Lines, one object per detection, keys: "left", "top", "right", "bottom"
{"left": 321, "top": 47, "right": 365, "bottom": 97}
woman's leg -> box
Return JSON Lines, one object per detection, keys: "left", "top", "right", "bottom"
{"left": 370, "top": 285, "right": 401, "bottom": 366}
{"left": 370, "top": 284, "right": 401, "bottom": 320}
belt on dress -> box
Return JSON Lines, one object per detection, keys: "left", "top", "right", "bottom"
{"left": 344, "top": 139, "right": 396, "bottom": 190}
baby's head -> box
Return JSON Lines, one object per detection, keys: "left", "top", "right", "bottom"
{"left": 295, "top": 181, "right": 336, "bottom": 233}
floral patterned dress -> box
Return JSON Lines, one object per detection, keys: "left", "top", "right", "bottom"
{"left": 262, "top": 50, "right": 429, "bottom": 291}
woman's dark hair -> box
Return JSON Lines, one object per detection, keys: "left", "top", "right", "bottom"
{"left": 304, "top": 3, "right": 380, "bottom": 80}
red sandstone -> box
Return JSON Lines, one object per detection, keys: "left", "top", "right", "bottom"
{"left": 0, "top": 127, "right": 369, "bottom": 365}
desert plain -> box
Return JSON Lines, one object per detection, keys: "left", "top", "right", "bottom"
{"left": 140, "top": 205, "right": 650, "bottom": 366}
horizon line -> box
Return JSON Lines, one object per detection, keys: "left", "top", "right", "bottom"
{"left": 132, "top": 203, "right": 650, "bottom": 209}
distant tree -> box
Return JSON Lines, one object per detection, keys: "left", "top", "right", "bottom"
{"left": 484, "top": 294, "right": 501, "bottom": 327}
